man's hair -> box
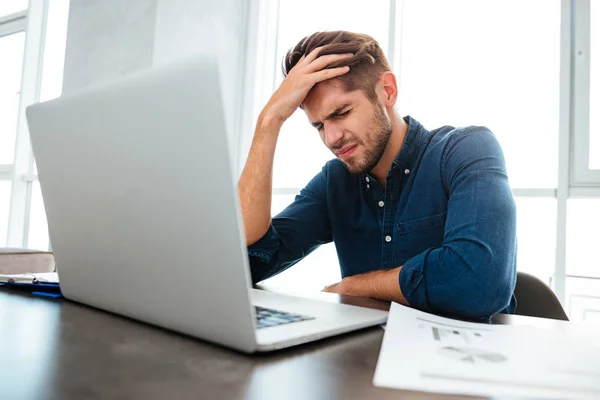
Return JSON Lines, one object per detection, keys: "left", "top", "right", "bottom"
{"left": 283, "top": 31, "right": 391, "bottom": 104}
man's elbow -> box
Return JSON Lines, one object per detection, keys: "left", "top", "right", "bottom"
{"left": 433, "top": 251, "right": 516, "bottom": 320}
{"left": 245, "top": 220, "right": 273, "bottom": 247}
{"left": 458, "top": 280, "right": 514, "bottom": 320}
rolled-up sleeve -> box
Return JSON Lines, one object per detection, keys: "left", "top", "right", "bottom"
{"left": 399, "top": 127, "right": 517, "bottom": 319}
{"left": 248, "top": 165, "right": 333, "bottom": 284}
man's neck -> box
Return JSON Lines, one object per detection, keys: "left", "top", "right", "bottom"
{"left": 370, "top": 111, "right": 409, "bottom": 187}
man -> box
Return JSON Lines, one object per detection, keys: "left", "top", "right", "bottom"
{"left": 237, "top": 31, "right": 517, "bottom": 320}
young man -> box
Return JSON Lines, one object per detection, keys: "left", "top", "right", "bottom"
{"left": 237, "top": 31, "right": 517, "bottom": 319}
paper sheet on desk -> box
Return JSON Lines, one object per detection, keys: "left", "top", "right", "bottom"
{"left": 0, "top": 272, "right": 58, "bottom": 284}
{"left": 373, "top": 302, "right": 600, "bottom": 400}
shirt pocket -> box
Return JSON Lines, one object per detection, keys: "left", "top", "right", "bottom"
{"left": 397, "top": 212, "right": 448, "bottom": 262}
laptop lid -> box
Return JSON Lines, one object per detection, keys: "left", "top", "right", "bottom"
{"left": 26, "top": 55, "right": 257, "bottom": 352}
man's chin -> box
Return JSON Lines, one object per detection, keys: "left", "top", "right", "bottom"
{"left": 342, "top": 159, "right": 371, "bottom": 175}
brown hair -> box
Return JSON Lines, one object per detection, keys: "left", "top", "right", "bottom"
{"left": 282, "top": 31, "right": 391, "bottom": 103}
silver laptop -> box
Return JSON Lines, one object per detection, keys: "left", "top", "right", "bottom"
{"left": 25, "top": 55, "right": 388, "bottom": 353}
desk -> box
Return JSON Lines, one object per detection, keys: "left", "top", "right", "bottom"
{"left": 0, "top": 288, "right": 579, "bottom": 400}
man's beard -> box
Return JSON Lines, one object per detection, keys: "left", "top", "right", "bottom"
{"left": 343, "top": 105, "right": 393, "bottom": 175}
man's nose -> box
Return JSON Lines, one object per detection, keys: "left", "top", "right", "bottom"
{"left": 323, "top": 123, "right": 344, "bottom": 148}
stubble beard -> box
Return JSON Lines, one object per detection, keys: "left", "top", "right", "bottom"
{"left": 343, "top": 105, "right": 393, "bottom": 175}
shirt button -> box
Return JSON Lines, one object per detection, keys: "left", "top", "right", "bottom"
{"left": 385, "top": 235, "right": 392, "bottom": 242}
{"left": 404, "top": 169, "right": 410, "bottom": 175}
{"left": 366, "top": 184, "right": 370, "bottom": 189}
{"left": 378, "top": 201, "right": 384, "bottom": 207}
{"left": 365, "top": 176, "right": 370, "bottom": 183}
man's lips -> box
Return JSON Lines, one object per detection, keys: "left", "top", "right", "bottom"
{"left": 336, "top": 144, "right": 357, "bottom": 158}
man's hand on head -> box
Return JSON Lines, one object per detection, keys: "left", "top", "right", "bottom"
{"left": 261, "top": 47, "right": 353, "bottom": 126}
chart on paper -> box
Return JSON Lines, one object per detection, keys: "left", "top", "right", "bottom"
{"left": 374, "top": 303, "right": 600, "bottom": 400}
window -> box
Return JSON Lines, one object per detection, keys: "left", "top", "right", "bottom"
{"left": 566, "top": 277, "right": 600, "bottom": 323}
{"left": 572, "top": 0, "right": 600, "bottom": 183}
{"left": 0, "top": 1, "right": 27, "bottom": 18}
{"left": 39, "top": 0, "right": 69, "bottom": 102}
{"left": 0, "top": 6, "right": 27, "bottom": 247}
{"left": 0, "top": 32, "right": 26, "bottom": 165}
{"left": 27, "top": 0, "right": 70, "bottom": 249}
{"left": 567, "top": 199, "right": 600, "bottom": 279}
{"left": 0, "top": 0, "right": 70, "bottom": 250}
{"left": 515, "top": 198, "right": 557, "bottom": 284}
{"left": 398, "top": 0, "right": 560, "bottom": 189}
{"left": 0, "top": 182, "right": 11, "bottom": 245}
{"left": 590, "top": 0, "right": 600, "bottom": 169}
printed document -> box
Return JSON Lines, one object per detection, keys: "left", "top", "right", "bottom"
{"left": 374, "top": 302, "right": 600, "bottom": 399}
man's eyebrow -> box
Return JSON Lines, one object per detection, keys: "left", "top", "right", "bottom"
{"left": 310, "top": 104, "right": 352, "bottom": 128}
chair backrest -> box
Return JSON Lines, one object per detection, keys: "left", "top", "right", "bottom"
{"left": 513, "top": 271, "right": 569, "bottom": 321}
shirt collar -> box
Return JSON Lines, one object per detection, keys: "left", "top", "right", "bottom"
{"left": 391, "top": 115, "right": 423, "bottom": 170}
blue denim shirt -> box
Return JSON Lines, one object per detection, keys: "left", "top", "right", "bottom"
{"left": 248, "top": 116, "right": 517, "bottom": 319}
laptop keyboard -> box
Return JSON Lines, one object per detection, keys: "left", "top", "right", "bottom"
{"left": 254, "top": 306, "right": 315, "bottom": 329}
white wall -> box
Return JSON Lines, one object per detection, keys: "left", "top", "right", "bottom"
{"left": 62, "top": 0, "right": 256, "bottom": 173}
{"left": 62, "top": 0, "right": 157, "bottom": 95}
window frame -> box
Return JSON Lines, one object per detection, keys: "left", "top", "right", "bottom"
{"left": 572, "top": 0, "right": 600, "bottom": 185}
{"left": 1, "top": 0, "right": 49, "bottom": 249}
{"left": 0, "top": 11, "right": 27, "bottom": 184}
{"left": 0, "top": 10, "right": 26, "bottom": 36}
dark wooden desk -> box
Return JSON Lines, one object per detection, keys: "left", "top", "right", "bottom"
{"left": 0, "top": 287, "right": 576, "bottom": 400}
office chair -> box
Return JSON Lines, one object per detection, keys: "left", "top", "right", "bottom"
{"left": 513, "top": 271, "right": 569, "bottom": 321}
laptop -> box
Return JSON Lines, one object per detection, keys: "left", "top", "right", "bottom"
{"left": 25, "top": 55, "right": 388, "bottom": 353}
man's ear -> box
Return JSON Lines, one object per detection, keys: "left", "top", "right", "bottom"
{"left": 379, "top": 71, "right": 398, "bottom": 108}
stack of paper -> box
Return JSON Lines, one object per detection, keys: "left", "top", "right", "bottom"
{"left": 374, "top": 303, "right": 600, "bottom": 399}
{"left": 0, "top": 272, "right": 59, "bottom": 284}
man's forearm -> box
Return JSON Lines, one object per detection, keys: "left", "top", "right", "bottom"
{"left": 238, "top": 49, "right": 354, "bottom": 247}
{"left": 237, "top": 113, "right": 282, "bottom": 246}
{"left": 324, "top": 267, "right": 409, "bottom": 305}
